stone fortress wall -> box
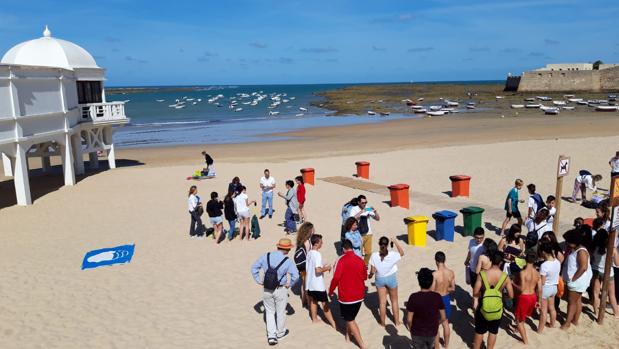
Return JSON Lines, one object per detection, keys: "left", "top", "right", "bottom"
{"left": 507, "top": 63, "right": 619, "bottom": 92}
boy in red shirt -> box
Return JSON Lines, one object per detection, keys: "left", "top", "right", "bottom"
{"left": 329, "top": 239, "right": 367, "bottom": 349}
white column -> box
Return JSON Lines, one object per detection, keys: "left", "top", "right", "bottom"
{"left": 14, "top": 143, "right": 32, "bottom": 205}
{"left": 104, "top": 127, "right": 116, "bottom": 169}
{"left": 2, "top": 153, "right": 13, "bottom": 177}
{"left": 72, "top": 133, "right": 84, "bottom": 175}
{"left": 60, "top": 134, "right": 75, "bottom": 186}
{"left": 89, "top": 152, "right": 99, "bottom": 170}
{"left": 41, "top": 156, "right": 51, "bottom": 172}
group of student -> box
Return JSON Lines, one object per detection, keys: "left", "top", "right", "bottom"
{"left": 186, "top": 168, "right": 307, "bottom": 242}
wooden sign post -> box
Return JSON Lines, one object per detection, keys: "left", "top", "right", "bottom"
{"left": 598, "top": 175, "right": 619, "bottom": 324}
{"left": 553, "top": 155, "right": 570, "bottom": 233}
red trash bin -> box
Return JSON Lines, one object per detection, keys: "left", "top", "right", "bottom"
{"left": 449, "top": 175, "right": 471, "bottom": 197}
{"left": 300, "top": 168, "right": 315, "bottom": 186}
{"left": 388, "top": 184, "right": 410, "bottom": 209}
{"left": 355, "top": 161, "right": 370, "bottom": 179}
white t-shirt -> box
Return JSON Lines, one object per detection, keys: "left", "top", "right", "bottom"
{"left": 540, "top": 259, "right": 561, "bottom": 286}
{"left": 260, "top": 176, "right": 276, "bottom": 193}
{"left": 188, "top": 194, "right": 198, "bottom": 212}
{"left": 610, "top": 156, "right": 619, "bottom": 173}
{"left": 233, "top": 192, "right": 249, "bottom": 212}
{"left": 527, "top": 196, "right": 538, "bottom": 219}
{"left": 348, "top": 206, "right": 377, "bottom": 234}
{"left": 526, "top": 218, "right": 552, "bottom": 240}
{"left": 369, "top": 251, "right": 401, "bottom": 278}
{"left": 305, "top": 250, "right": 326, "bottom": 292}
{"left": 547, "top": 207, "right": 556, "bottom": 224}
{"left": 468, "top": 240, "right": 484, "bottom": 272}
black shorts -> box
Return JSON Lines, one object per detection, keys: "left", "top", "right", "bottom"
{"left": 469, "top": 270, "right": 478, "bottom": 288}
{"left": 474, "top": 308, "right": 500, "bottom": 335}
{"left": 308, "top": 290, "right": 329, "bottom": 303}
{"left": 339, "top": 301, "right": 362, "bottom": 322}
{"left": 506, "top": 211, "right": 521, "bottom": 219}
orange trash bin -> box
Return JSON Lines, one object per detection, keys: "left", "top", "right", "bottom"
{"left": 388, "top": 184, "right": 410, "bottom": 209}
{"left": 300, "top": 168, "right": 315, "bottom": 186}
{"left": 355, "top": 161, "right": 370, "bottom": 179}
{"left": 449, "top": 175, "right": 471, "bottom": 197}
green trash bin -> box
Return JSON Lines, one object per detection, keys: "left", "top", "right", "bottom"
{"left": 459, "top": 206, "right": 485, "bottom": 237}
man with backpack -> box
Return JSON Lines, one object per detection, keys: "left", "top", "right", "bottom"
{"left": 348, "top": 194, "right": 380, "bottom": 265}
{"left": 526, "top": 183, "right": 545, "bottom": 220}
{"left": 473, "top": 251, "right": 514, "bottom": 349}
{"left": 251, "top": 238, "right": 299, "bottom": 346}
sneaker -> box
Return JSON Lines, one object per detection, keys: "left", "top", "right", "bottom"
{"left": 260, "top": 215, "right": 266, "bottom": 219}
{"left": 269, "top": 215, "right": 273, "bottom": 219}
{"left": 267, "top": 338, "right": 278, "bottom": 346}
{"left": 277, "top": 330, "right": 289, "bottom": 341}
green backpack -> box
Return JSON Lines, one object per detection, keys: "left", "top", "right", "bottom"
{"left": 480, "top": 271, "right": 508, "bottom": 321}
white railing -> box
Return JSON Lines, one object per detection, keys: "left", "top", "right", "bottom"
{"left": 79, "top": 102, "right": 127, "bottom": 123}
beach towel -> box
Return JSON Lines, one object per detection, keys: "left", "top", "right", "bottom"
{"left": 82, "top": 244, "right": 135, "bottom": 270}
{"left": 251, "top": 214, "right": 261, "bottom": 239}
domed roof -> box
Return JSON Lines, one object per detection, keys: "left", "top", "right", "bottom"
{"left": 1, "top": 26, "right": 100, "bottom": 70}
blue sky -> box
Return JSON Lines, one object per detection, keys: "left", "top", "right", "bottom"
{"left": 1, "top": 0, "right": 618, "bottom": 86}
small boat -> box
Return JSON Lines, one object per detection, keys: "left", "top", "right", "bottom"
{"left": 576, "top": 100, "right": 588, "bottom": 105}
{"left": 544, "top": 107, "right": 560, "bottom": 115}
{"left": 524, "top": 97, "right": 535, "bottom": 102}
{"left": 379, "top": 112, "right": 390, "bottom": 116}
{"left": 426, "top": 111, "right": 447, "bottom": 116}
{"left": 156, "top": 99, "right": 165, "bottom": 102}
{"left": 367, "top": 111, "right": 376, "bottom": 116}
{"left": 495, "top": 96, "right": 505, "bottom": 99}
{"left": 413, "top": 108, "right": 427, "bottom": 114}
{"left": 295, "top": 113, "right": 304, "bottom": 117}
{"left": 174, "top": 105, "right": 186, "bottom": 109}
{"left": 609, "top": 94, "right": 617, "bottom": 101}
{"left": 268, "top": 111, "right": 280, "bottom": 116}
{"left": 525, "top": 104, "right": 541, "bottom": 108}
{"left": 440, "top": 108, "right": 455, "bottom": 113}
{"left": 562, "top": 106, "right": 575, "bottom": 110}
{"left": 466, "top": 102, "right": 476, "bottom": 106}
{"left": 235, "top": 108, "right": 243, "bottom": 112}
{"left": 563, "top": 94, "right": 575, "bottom": 98}
{"left": 553, "top": 101, "right": 567, "bottom": 106}
{"left": 568, "top": 98, "right": 583, "bottom": 103}
{"left": 595, "top": 105, "right": 619, "bottom": 112}
{"left": 429, "top": 106, "right": 442, "bottom": 111}
{"left": 192, "top": 102, "right": 197, "bottom": 105}
{"left": 410, "top": 105, "right": 424, "bottom": 110}
{"left": 299, "top": 107, "right": 308, "bottom": 112}
{"left": 537, "top": 96, "right": 552, "bottom": 101}
{"left": 466, "top": 105, "right": 476, "bottom": 109}
{"left": 511, "top": 104, "right": 525, "bottom": 109}
{"left": 418, "top": 97, "right": 424, "bottom": 101}
{"left": 445, "top": 100, "right": 459, "bottom": 107}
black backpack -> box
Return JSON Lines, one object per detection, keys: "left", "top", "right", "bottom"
{"left": 531, "top": 193, "right": 545, "bottom": 213}
{"left": 263, "top": 253, "right": 288, "bottom": 290}
{"left": 294, "top": 245, "right": 307, "bottom": 272}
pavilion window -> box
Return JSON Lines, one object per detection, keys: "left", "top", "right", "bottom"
{"left": 77, "top": 81, "right": 103, "bottom": 104}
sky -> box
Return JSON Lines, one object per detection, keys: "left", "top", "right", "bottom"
{"left": 1, "top": 0, "right": 618, "bottom": 86}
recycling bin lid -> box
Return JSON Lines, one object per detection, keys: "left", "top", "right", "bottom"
{"left": 300, "top": 168, "right": 315, "bottom": 172}
{"left": 388, "top": 183, "right": 410, "bottom": 190}
{"left": 459, "top": 206, "right": 485, "bottom": 214}
{"left": 355, "top": 161, "right": 370, "bottom": 165}
{"left": 432, "top": 210, "right": 458, "bottom": 219}
{"left": 404, "top": 215, "right": 429, "bottom": 224}
{"left": 449, "top": 175, "right": 471, "bottom": 181}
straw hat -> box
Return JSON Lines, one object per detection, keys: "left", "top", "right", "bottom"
{"left": 276, "top": 238, "right": 293, "bottom": 250}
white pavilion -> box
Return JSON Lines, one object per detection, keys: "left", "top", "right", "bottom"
{"left": 0, "top": 26, "right": 129, "bottom": 205}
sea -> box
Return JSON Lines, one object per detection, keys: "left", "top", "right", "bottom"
{"left": 108, "top": 81, "right": 501, "bottom": 148}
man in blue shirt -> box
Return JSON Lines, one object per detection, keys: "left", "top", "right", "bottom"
{"left": 251, "top": 238, "right": 299, "bottom": 346}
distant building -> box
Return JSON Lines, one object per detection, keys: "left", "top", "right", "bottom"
{"left": 505, "top": 62, "right": 619, "bottom": 92}
{"left": 0, "top": 26, "right": 129, "bottom": 205}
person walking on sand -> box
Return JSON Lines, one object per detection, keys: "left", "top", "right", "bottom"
{"left": 526, "top": 183, "right": 545, "bottom": 220}
{"left": 305, "top": 234, "right": 337, "bottom": 328}
{"left": 343, "top": 217, "right": 363, "bottom": 259}
{"left": 295, "top": 176, "right": 306, "bottom": 223}
{"left": 560, "top": 229, "right": 593, "bottom": 330}
{"left": 538, "top": 241, "right": 560, "bottom": 333}
{"left": 464, "top": 227, "right": 485, "bottom": 310}
{"left": 473, "top": 251, "right": 514, "bottom": 349}
{"left": 432, "top": 251, "right": 455, "bottom": 349}
{"left": 368, "top": 236, "right": 404, "bottom": 327}
{"left": 187, "top": 185, "right": 204, "bottom": 238}
{"left": 329, "top": 239, "right": 367, "bottom": 349}
{"left": 259, "top": 169, "right": 276, "bottom": 219}
{"left": 278, "top": 180, "right": 298, "bottom": 234}
{"left": 223, "top": 191, "right": 237, "bottom": 241}
{"left": 406, "top": 267, "right": 447, "bottom": 349}
{"left": 513, "top": 251, "right": 541, "bottom": 345}
{"left": 348, "top": 194, "right": 380, "bottom": 265}
{"left": 234, "top": 186, "right": 256, "bottom": 240}
{"left": 206, "top": 191, "right": 225, "bottom": 243}
{"left": 251, "top": 238, "right": 299, "bottom": 346}
{"left": 569, "top": 170, "right": 602, "bottom": 203}
{"left": 500, "top": 179, "right": 524, "bottom": 236}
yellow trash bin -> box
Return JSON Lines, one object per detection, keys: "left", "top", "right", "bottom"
{"left": 404, "top": 216, "right": 430, "bottom": 246}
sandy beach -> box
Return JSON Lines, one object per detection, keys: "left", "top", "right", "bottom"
{"left": 1, "top": 113, "right": 619, "bottom": 349}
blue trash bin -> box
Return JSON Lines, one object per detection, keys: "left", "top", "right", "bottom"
{"left": 432, "top": 210, "right": 458, "bottom": 241}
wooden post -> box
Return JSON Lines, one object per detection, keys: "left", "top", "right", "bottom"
{"left": 554, "top": 155, "right": 570, "bottom": 232}
{"left": 597, "top": 175, "right": 619, "bottom": 324}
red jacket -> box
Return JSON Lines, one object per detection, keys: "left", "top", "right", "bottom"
{"left": 329, "top": 250, "right": 367, "bottom": 303}
{"left": 297, "top": 183, "right": 306, "bottom": 204}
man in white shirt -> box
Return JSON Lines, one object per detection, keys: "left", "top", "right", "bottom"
{"left": 526, "top": 183, "right": 544, "bottom": 220}
{"left": 348, "top": 195, "right": 380, "bottom": 265}
{"left": 464, "top": 227, "right": 485, "bottom": 310}
{"left": 259, "top": 169, "right": 276, "bottom": 219}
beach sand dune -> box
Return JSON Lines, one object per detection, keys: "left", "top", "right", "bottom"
{"left": 1, "top": 135, "right": 618, "bottom": 348}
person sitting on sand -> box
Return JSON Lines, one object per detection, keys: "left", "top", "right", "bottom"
{"left": 278, "top": 180, "right": 298, "bottom": 234}
{"left": 513, "top": 251, "right": 541, "bottom": 345}
{"left": 432, "top": 251, "right": 455, "bottom": 349}
{"left": 368, "top": 236, "right": 404, "bottom": 327}
{"left": 305, "top": 234, "right": 336, "bottom": 328}
{"left": 206, "top": 191, "right": 225, "bottom": 243}
{"left": 560, "top": 229, "right": 593, "bottom": 330}
{"left": 329, "top": 239, "right": 367, "bottom": 349}
{"left": 234, "top": 186, "right": 256, "bottom": 240}
{"left": 538, "top": 241, "right": 560, "bottom": 333}
{"left": 251, "top": 238, "right": 299, "bottom": 346}
{"left": 569, "top": 170, "right": 602, "bottom": 203}
{"left": 406, "top": 267, "right": 446, "bottom": 349}
{"left": 500, "top": 179, "right": 524, "bottom": 236}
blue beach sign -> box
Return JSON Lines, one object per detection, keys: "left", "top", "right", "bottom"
{"left": 81, "top": 244, "right": 135, "bottom": 270}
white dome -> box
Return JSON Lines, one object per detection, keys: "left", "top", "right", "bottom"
{"left": 1, "top": 26, "right": 99, "bottom": 70}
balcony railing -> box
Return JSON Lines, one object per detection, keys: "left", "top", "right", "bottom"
{"left": 79, "top": 102, "right": 128, "bottom": 124}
